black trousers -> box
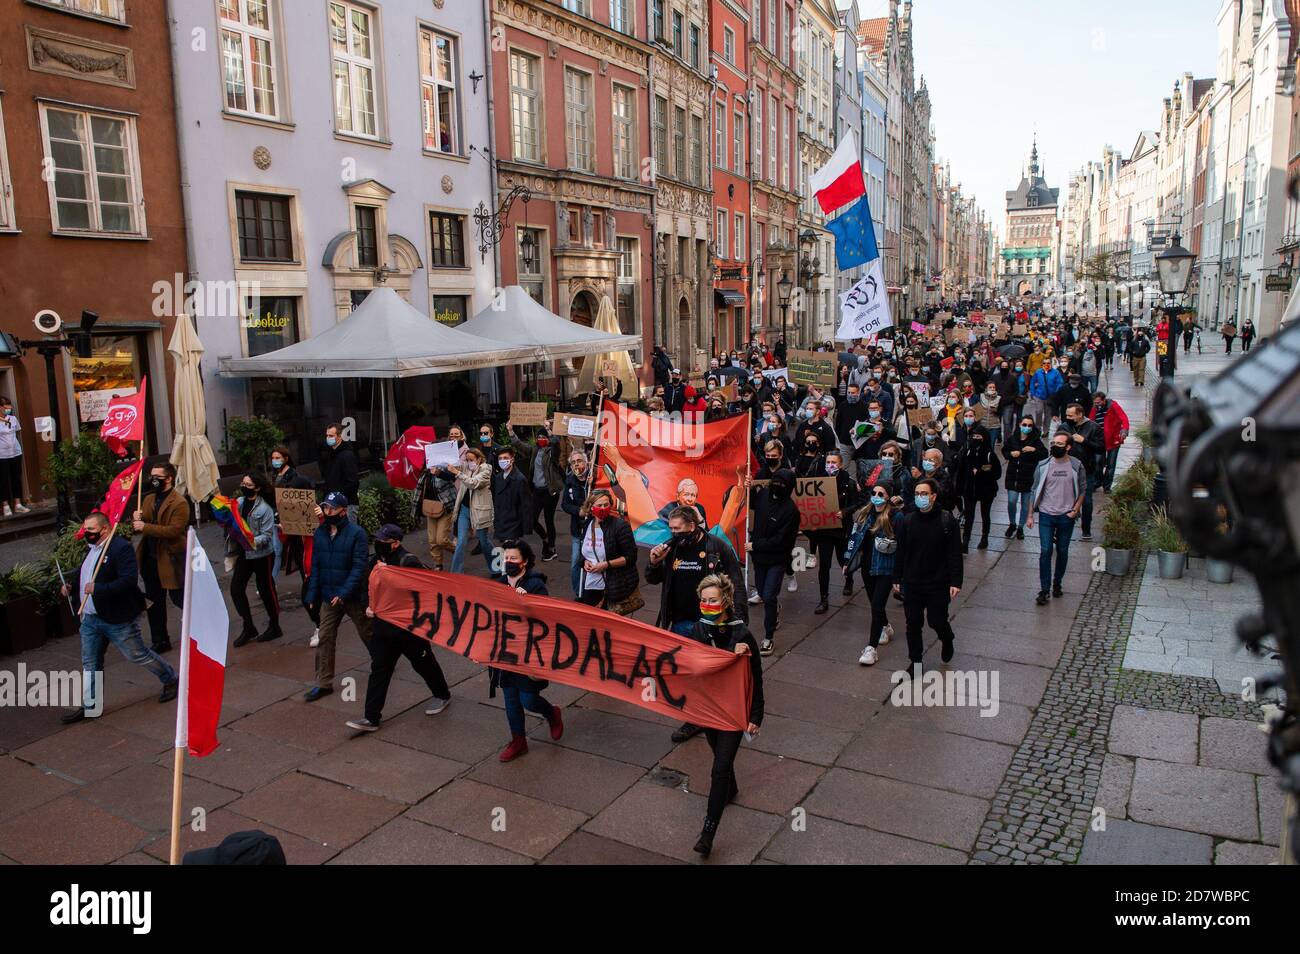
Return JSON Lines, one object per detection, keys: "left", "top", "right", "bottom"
{"left": 961, "top": 493, "right": 993, "bottom": 540}
{"left": 364, "top": 622, "right": 450, "bottom": 723}
{"left": 231, "top": 552, "right": 278, "bottom": 627}
{"left": 901, "top": 584, "right": 954, "bottom": 664}
{"left": 865, "top": 573, "right": 892, "bottom": 647}
{"left": 814, "top": 531, "right": 847, "bottom": 598}
{"left": 703, "top": 728, "right": 744, "bottom": 825}
{"left": 531, "top": 486, "right": 559, "bottom": 550}
{"left": 0, "top": 455, "right": 22, "bottom": 502}
{"left": 140, "top": 556, "right": 182, "bottom": 647}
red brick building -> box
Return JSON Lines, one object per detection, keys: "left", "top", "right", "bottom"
{"left": 0, "top": 0, "right": 186, "bottom": 506}
{"left": 710, "top": 0, "right": 751, "bottom": 352}
{"left": 490, "top": 0, "right": 656, "bottom": 392}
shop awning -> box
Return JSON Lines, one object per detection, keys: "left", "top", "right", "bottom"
{"left": 457, "top": 285, "right": 641, "bottom": 362}
{"left": 714, "top": 288, "right": 747, "bottom": 307}
{"left": 217, "top": 287, "right": 537, "bottom": 379}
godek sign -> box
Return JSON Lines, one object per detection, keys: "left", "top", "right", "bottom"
{"left": 369, "top": 565, "right": 753, "bottom": 730}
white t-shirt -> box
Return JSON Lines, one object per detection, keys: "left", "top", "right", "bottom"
{"left": 0, "top": 413, "right": 21, "bottom": 459}
{"left": 580, "top": 522, "right": 607, "bottom": 591}
{"left": 80, "top": 542, "right": 104, "bottom": 616}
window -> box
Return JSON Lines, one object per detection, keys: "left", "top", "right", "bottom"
{"left": 782, "top": 107, "right": 791, "bottom": 189}
{"left": 715, "top": 103, "right": 725, "bottom": 170}
{"left": 41, "top": 106, "right": 142, "bottom": 234}
{"left": 674, "top": 106, "right": 686, "bottom": 178}
{"left": 613, "top": 85, "right": 636, "bottom": 179}
{"left": 689, "top": 24, "right": 700, "bottom": 69}
{"left": 690, "top": 113, "right": 703, "bottom": 184}
{"left": 654, "top": 96, "right": 668, "bottom": 176}
{"left": 672, "top": 11, "right": 683, "bottom": 57}
{"left": 767, "top": 0, "right": 775, "bottom": 53}
{"left": 733, "top": 110, "right": 744, "bottom": 171}
{"left": 724, "top": 26, "right": 735, "bottom": 63}
{"left": 568, "top": 206, "right": 581, "bottom": 244}
{"left": 235, "top": 191, "right": 293, "bottom": 261}
{"left": 47, "top": 0, "right": 124, "bottom": 21}
{"left": 429, "top": 211, "right": 466, "bottom": 267}
{"left": 560, "top": 0, "right": 589, "bottom": 15}
{"left": 616, "top": 236, "right": 640, "bottom": 336}
{"left": 564, "top": 68, "right": 593, "bottom": 171}
{"left": 509, "top": 51, "right": 540, "bottom": 162}
{"left": 652, "top": 0, "right": 664, "bottom": 41}
{"left": 518, "top": 227, "right": 544, "bottom": 303}
{"left": 355, "top": 205, "right": 377, "bottom": 267}
{"left": 717, "top": 209, "right": 728, "bottom": 258}
{"left": 0, "top": 98, "right": 12, "bottom": 229}
{"left": 735, "top": 212, "right": 745, "bottom": 259}
{"left": 780, "top": 5, "right": 788, "bottom": 64}
{"left": 431, "top": 295, "right": 468, "bottom": 327}
{"left": 420, "top": 29, "right": 460, "bottom": 154}
{"left": 329, "top": 1, "right": 378, "bottom": 137}
{"left": 591, "top": 210, "right": 604, "bottom": 248}
{"left": 611, "top": 0, "right": 631, "bottom": 33}
{"left": 754, "top": 2, "right": 762, "bottom": 42}
{"left": 753, "top": 95, "right": 762, "bottom": 176}
{"left": 768, "top": 94, "right": 777, "bottom": 183}
{"left": 219, "top": 0, "right": 279, "bottom": 119}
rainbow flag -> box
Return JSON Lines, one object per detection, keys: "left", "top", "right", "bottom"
{"left": 210, "top": 494, "right": 255, "bottom": 550}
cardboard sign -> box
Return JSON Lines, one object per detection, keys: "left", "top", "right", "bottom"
{"left": 1012, "top": 323, "right": 1029, "bottom": 336}
{"left": 786, "top": 349, "right": 838, "bottom": 386}
{"left": 508, "top": 402, "right": 549, "bottom": 427}
{"left": 878, "top": 339, "right": 894, "bottom": 353}
{"left": 793, "top": 476, "right": 841, "bottom": 531}
{"left": 601, "top": 360, "right": 618, "bottom": 377}
{"left": 275, "top": 487, "right": 319, "bottom": 537}
{"left": 424, "top": 440, "right": 461, "bottom": 469}
{"left": 78, "top": 386, "right": 137, "bottom": 423}
{"left": 907, "top": 407, "right": 934, "bottom": 426}
{"left": 554, "top": 412, "right": 597, "bottom": 438}
{"left": 907, "top": 381, "right": 931, "bottom": 405}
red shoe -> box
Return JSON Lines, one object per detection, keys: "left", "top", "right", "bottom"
{"left": 499, "top": 734, "right": 528, "bottom": 762}
{"left": 546, "top": 706, "right": 564, "bottom": 741}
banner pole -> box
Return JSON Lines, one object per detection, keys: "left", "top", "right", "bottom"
{"left": 169, "top": 527, "right": 197, "bottom": 865}
{"left": 78, "top": 517, "right": 118, "bottom": 618}
{"left": 745, "top": 409, "right": 753, "bottom": 584}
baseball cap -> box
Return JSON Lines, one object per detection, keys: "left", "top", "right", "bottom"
{"left": 375, "top": 523, "right": 404, "bottom": 543}
{"left": 322, "top": 491, "right": 350, "bottom": 510}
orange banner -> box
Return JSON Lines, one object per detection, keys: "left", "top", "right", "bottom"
{"left": 594, "top": 399, "right": 749, "bottom": 556}
{"left": 369, "top": 565, "right": 753, "bottom": 731}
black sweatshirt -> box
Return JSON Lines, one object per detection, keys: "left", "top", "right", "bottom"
{"left": 891, "top": 505, "right": 964, "bottom": 590}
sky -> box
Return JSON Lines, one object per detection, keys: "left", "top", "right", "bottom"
{"left": 855, "top": 0, "right": 1225, "bottom": 237}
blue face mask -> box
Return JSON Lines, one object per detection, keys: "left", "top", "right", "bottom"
{"left": 326, "top": 437, "right": 337, "bottom": 447}
{"left": 922, "top": 460, "right": 937, "bottom": 473}
{"left": 271, "top": 458, "right": 285, "bottom": 470}
{"left": 1020, "top": 426, "right": 1031, "bottom": 436}
{"left": 868, "top": 409, "right": 881, "bottom": 420}
{"left": 914, "top": 494, "right": 932, "bottom": 510}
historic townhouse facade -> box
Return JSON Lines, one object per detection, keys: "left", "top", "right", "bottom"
{"left": 832, "top": 0, "right": 866, "bottom": 339}
{"left": 859, "top": 5, "right": 903, "bottom": 322}
{"left": 1000, "top": 142, "right": 1060, "bottom": 297}
{"left": 796, "top": 0, "right": 836, "bottom": 344}
{"left": 710, "top": 0, "right": 752, "bottom": 353}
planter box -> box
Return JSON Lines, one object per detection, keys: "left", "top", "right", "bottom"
{"left": 0, "top": 596, "right": 47, "bottom": 656}
{"left": 43, "top": 601, "right": 80, "bottom": 641}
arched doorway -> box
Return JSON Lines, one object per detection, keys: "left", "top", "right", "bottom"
{"left": 1017, "top": 279, "right": 1032, "bottom": 297}
{"left": 570, "top": 290, "right": 598, "bottom": 328}
{"left": 677, "top": 296, "right": 692, "bottom": 368}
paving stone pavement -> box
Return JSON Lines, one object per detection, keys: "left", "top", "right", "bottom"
{"left": 0, "top": 346, "right": 1287, "bottom": 864}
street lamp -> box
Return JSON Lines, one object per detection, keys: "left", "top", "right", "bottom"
{"left": 1155, "top": 233, "right": 1196, "bottom": 376}
{"left": 777, "top": 270, "right": 794, "bottom": 351}
{"left": 520, "top": 229, "right": 537, "bottom": 273}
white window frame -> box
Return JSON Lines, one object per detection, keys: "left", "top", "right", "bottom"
{"left": 509, "top": 49, "right": 542, "bottom": 163}
{"left": 218, "top": 0, "right": 281, "bottom": 121}
{"left": 724, "top": 26, "right": 735, "bottom": 63}
{"left": 733, "top": 109, "right": 744, "bottom": 172}
{"left": 420, "top": 26, "right": 461, "bottom": 156}
{"left": 329, "top": 1, "right": 381, "bottom": 139}
{"left": 782, "top": 106, "right": 791, "bottom": 190}
{"left": 560, "top": 0, "right": 590, "bottom": 15}
{"left": 715, "top": 102, "right": 725, "bottom": 171}
{"left": 0, "top": 96, "right": 14, "bottom": 230}
{"left": 610, "top": 0, "right": 632, "bottom": 34}
{"left": 735, "top": 212, "right": 745, "bottom": 260}
{"left": 564, "top": 66, "right": 594, "bottom": 172}
{"left": 753, "top": 95, "right": 762, "bottom": 177}
{"left": 690, "top": 112, "right": 704, "bottom": 185}
{"left": 43, "top": 0, "right": 124, "bottom": 22}
{"left": 612, "top": 83, "right": 636, "bottom": 180}
{"left": 39, "top": 102, "right": 145, "bottom": 236}
{"left": 717, "top": 208, "right": 728, "bottom": 259}
{"left": 768, "top": 94, "right": 777, "bottom": 184}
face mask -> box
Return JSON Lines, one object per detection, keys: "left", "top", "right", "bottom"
{"left": 504, "top": 561, "right": 523, "bottom": 577}
{"left": 924, "top": 433, "right": 938, "bottom": 444}
{"left": 868, "top": 409, "right": 881, "bottom": 420}
{"left": 241, "top": 486, "right": 257, "bottom": 499}
{"left": 0, "top": 407, "right": 10, "bottom": 417}
{"left": 847, "top": 393, "right": 860, "bottom": 403}
{"left": 672, "top": 529, "right": 695, "bottom": 545}
{"left": 375, "top": 542, "right": 393, "bottom": 556}
{"left": 963, "top": 416, "right": 976, "bottom": 427}
{"left": 1020, "top": 426, "right": 1031, "bottom": 436}
{"left": 325, "top": 437, "right": 337, "bottom": 448}
{"left": 83, "top": 530, "right": 102, "bottom": 545}
{"left": 1051, "top": 444, "right": 1068, "bottom": 458}
{"left": 769, "top": 482, "right": 791, "bottom": 500}
{"left": 480, "top": 435, "right": 492, "bottom": 444}
{"left": 699, "top": 601, "right": 725, "bottom": 619}
{"left": 871, "top": 495, "right": 887, "bottom": 508}
{"left": 765, "top": 456, "right": 781, "bottom": 465}
{"left": 271, "top": 458, "right": 285, "bottom": 470}
{"left": 499, "top": 459, "right": 512, "bottom": 470}
{"left": 922, "top": 460, "right": 937, "bottom": 473}
{"left": 1015, "top": 365, "right": 1023, "bottom": 372}
{"left": 536, "top": 437, "right": 550, "bottom": 448}
{"left": 150, "top": 476, "right": 165, "bottom": 492}
{"left": 914, "top": 494, "right": 932, "bottom": 510}
{"left": 591, "top": 504, "right": 612, "bottom": 521}
{"left": 325, "top": 512, "right": 346, "bottom": 527}
{"left": 948, "top": 398, "right": 959, "bottom": 407}
{"left": 826, "top": 462, "right": 840, "bottom": 475}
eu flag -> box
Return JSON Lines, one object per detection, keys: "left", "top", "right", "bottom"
{"left": 826, "top": 195, "right": 879, "bottom": 271}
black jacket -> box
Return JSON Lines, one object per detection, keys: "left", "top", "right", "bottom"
{"left": 691, "top": 617, "right": 764, "bottom": 726}
{"left": 892, "top": 506, "right": 964, "bottom": 590}
{"left": 644, "top": 530, "right": 747, "bottom": 628}
{"left": 575, "top": 514, "right": 639, "bottom": 601}
{"left": 489, "top": 569, "right": 550, "bottom": 694}
{"left": 1057, "top": 417, "right": 1105, "bottom": 474}
{"left": 1052, "top": 382, "right": 1093, "bottom": 419}
{"left": 79, "top": 535, "right": 146, "bottom": 624}
{"left": 491, "top": 465, "right": 532, "bottom": 539}
{"left": 320, "top": 441, "right": 359, "bottom": 503}
{"left": 662, "top": 380, "right": 687, "bottom": 413}
{"left": 750, "top": 481, "right": 801, "bottom": 565}
{"left": 952, "top": 427, "right": 1002, "bottom": 501}
{"left": 560, "top": 471, "right": 588, "bottom": 537}
{"left": 1001, "top": 427, "right": 1047, "bottom": 492}
{"left": 371, "top": 545, "right": 426, "bottom": 639}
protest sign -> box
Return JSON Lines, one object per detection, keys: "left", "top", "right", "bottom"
{"left": 508, "top": 402, "right": 549, "bottom": 427}
{"left": 786, "top": 349, "right": 838, "bottom": 386}
{"left": 370, "top": 566, "right": 754, "bottom": 731}
{"left": 554, "top": 412, "right": 598, "bottom": 438}
{"left": 907, "top": 407, "right": 934, "bottom": 426}
{"left": 907, "top": 380, "right": 931, "bottom": 405}
{"left": 424, "top": 440, "right": 461, "bottom": 469}
{"left": 275, "top": 488, "right": 319, "bottom": 537}
{"left": 793, "top": 476, "right": 841, "bottom": 532}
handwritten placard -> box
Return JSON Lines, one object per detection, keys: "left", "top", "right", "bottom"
{"left": 554, "top": 412, "right": 597, "bottom": 438}
{"left": 275, "top": 487, "right": 319, "bottom": 537}
{"left": 786, "top": 349, "right": 838, "bottom": 386}
{"left": 793, "top": 476, "right": 841, "bottom": 531}
{"left": 508, "top": 402, "right": 549, "bottom": 427}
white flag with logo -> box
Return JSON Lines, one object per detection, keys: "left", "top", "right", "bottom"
{"left": 836, "top": 258, "right": 892, "bottom": 340}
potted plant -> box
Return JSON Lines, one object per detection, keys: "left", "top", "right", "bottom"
{"left": 43, "top": 435, "right": 123, "bottom": 519}
{"left": 40, "top": 521, "right": 90, "bottom": 640}
{"left": 0, "top": 562, "right": 50, "bottom": 655}
{"left": 356, "top": 473, "right": 418, "bottom": 536}
{"left": 1100, "top": 500, "right": 1140, "bottom": 576}
{"left": 1133, "top": 423, "right": 1156, "bottom": 465}
{"left": 1146, "top": 507, "right": 1187, "bottom": 579}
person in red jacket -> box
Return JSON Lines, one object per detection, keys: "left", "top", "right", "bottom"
{"left": 680, "top": 385, "right": 707, "bottom": 421}
{"left": 1089, "top": 390, "right": 1130, "bottom": 493}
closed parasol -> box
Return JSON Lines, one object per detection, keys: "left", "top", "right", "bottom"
{"left": 167, "top": 313, "right": 220, "bottom": 504}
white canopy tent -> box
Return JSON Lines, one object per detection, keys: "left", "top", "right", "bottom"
{"left": 217, "top": 288, "right": 538, "bottom": 379}
{"left": 458, "top": 285, "right": 641, "bottom": 360}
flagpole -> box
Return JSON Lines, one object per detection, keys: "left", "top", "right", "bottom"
{"left": 169, "top": 527, "right": 197, "bottom": 865}
{"left": 78, "top": 516, "right": 118, "bottom": 618}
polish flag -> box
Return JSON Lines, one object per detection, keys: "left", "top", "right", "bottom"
{"left": 809, "top": 136, "right": 866, "bottom": 215}
{"left": 174, "top": 528, "right": 229, "bottom": 758}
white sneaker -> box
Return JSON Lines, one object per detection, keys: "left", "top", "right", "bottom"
{"left": 2, "top": 504, "right": 11, "bottom": 517}
{"left": 859, "top": 646, "right": 879, "bottom": 666}
{"left": 424, "top": 696, "right": 451, "bottom": 715}
{"left": 787, "top": 577, "right": 798, "bottom": 593}
{"left": 760, "top": 639, "right": 775, "bottom": 656}
{"left": 880, "top": 623, "right": 893, "bottom": 646}
{"left": 309, "top": 628, "right": 320, "bottom": 648}
{"left": 806, "top": 554, "right": 817, "bottom": 569}
{"left": 13, "top": 503, "right": 29, "bottom": 514}
{"left": 747, "top": 589, "right": 762, "bottom": 605}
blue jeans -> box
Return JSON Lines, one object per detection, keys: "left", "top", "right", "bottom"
{"left": 270, "top": 528, "right": 283, "bottom": 580}
{"left": 753, "top": 560, "right": 785, "bottom": 642}
{"left": 452, "top": 506, "right": 494, "bottom": 574}
{"left": 502, "top": 685, "right": 552, "bottom": 736}
{"left": 80, "top": 613, "right": 177, "bottom": 712}
{"left": 1083, "top": 373, "right": 1098, "bottom": 393}
{"left": 1007, "top": 490, "right": 1030, "bottom": 528}
{"left": 1100, "top": 447, "right": 1120, "bottom": 491}
{"left": 570, "top": 537, "right": 582, "bottom": 595}
{"left": 1037, "top": 511, "right": 1076, "bottom": 593}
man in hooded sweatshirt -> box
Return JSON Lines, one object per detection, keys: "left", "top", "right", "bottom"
{"left": 892, "top": 477, "right": 963, "bottom": 676}
{"left": 745, "top": 468, "right": 801, "bottom": 657}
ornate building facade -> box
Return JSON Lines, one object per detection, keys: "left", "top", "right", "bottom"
{"left": 1000, "top": 141, "right": 1060, "bottom": 297}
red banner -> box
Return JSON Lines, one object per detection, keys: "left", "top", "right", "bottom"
{"left": 383, "top": 425, "right": 437, "bottom": 490}
{"left": 76, "top": 460, "right": 143, "bottom": 537}
{"left": 593, "top": 399, "right": 749, "bottom": 555}
{"left": 100, "top": 377, "right": 147, "bottom": 456}
{"left": 369, "top": 565, "right": 753, "bottom": 731}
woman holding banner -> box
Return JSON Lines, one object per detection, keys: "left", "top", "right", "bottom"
{"left": 691, "top": 573, "right": 763, "bottom": 859}
{"left": 575, "top": 489, "right": 639, "bottom": 612}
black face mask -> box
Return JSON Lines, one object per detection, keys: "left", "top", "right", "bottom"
{"left": 375, "top": 542, "right": 392, "bottom": 557}
{"left": 1050, "top": 444, "right": 1068, "bottom": 458}
{"left": 241, "top": 487, "right": 257, "bottom": 499}
{"left": 325, "top": 512, "right": 346, "bottom": 526}
{"left": 150, "top": 477, "right": 165, "bottom": 492}
{"left": 83, "top": 530, "right": 102, "bottom": 545}
{"left": 504, "top": 561, "right": 523, "bottom": 577}
{"left": 672, "top": 530, "right": 696, "bottom": 546}
{"left": 769, "top": 482, "right": 791, "bottom": 500}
